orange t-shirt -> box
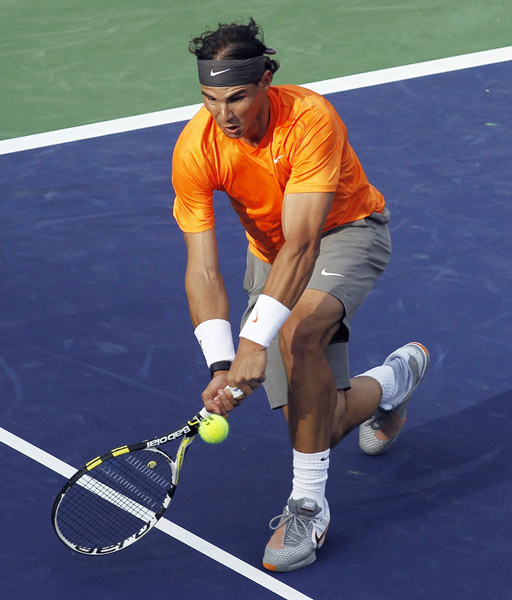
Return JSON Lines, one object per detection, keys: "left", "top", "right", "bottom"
{"left": 172, "top": 85, "right": 385, "bottom": 263}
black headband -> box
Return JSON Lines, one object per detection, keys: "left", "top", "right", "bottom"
{"left": 197, "top": 56, "right": 267, "bottom": 86}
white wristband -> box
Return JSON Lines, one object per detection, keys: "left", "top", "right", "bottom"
{"left": 194, "top": 319, "right": 236, "bottom": 367}
{"left": 239, "top": 294, "right": 291, "bottom": 348}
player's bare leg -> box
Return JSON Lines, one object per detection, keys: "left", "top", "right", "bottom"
{"left": 279, "top": 289, "right": 345, "bottom": 453}
{"left": 263, "top": 289, "right": 344, "bottom": 572}
{"left": 281, "top": 376, "right": 382, "bottom": 448}
{"left": 329, "top": 377, "right": 382, "bottom": 447}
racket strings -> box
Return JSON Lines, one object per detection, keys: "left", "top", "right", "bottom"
{"left": 98, "top": 457, "right": 170, "bottom": 508}
{"left": 55, "top": 449, "right": 174, "bottom": 551}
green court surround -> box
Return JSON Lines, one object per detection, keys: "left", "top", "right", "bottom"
{"left": 2, "top": 0, "right": 511, "bottom": 139}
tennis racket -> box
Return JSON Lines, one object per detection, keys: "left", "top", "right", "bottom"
{"left": 52, "top": 391, "right": 241, "bottom": 555}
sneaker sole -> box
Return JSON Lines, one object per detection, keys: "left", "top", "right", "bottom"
{"left": 359, "top": 342, "right": 429, "bottom": 455}
{"left": 388, "top": 342, "right": 430, "bottom": 408}
{"left": 263, "top": 552, "right": 317, "bottom": 572}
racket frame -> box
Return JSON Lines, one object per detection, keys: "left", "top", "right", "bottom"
{"left": 52, "top": 410, "right": 207, "bottom": 555}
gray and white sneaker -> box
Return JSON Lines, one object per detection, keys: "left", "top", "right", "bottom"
{"left": 359, "top": 342, "right": 430, "bottom": 456}
{"left": 262, "top": 497, "right": 330, "bottom": 572}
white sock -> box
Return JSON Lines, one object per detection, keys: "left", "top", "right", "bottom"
{"left": 357, "top": 359, "right": 412, "bottom": 410}
{"left": 290, "top": 449, "right": 330, "bottom": 513}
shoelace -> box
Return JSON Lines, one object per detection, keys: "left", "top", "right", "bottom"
{"left": 269, "top": 509, "right": 311, "bottom": 545}
{"left": 369, "top": 407, "right": 391, "bottom": 430}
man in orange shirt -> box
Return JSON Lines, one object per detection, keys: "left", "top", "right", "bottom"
{"left": 172, "top": 19, "right": 429, "bottom": 572}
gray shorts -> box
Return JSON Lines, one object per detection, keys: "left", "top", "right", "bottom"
{"left": 241, "top": 208, "right": 391, "bottom": 409}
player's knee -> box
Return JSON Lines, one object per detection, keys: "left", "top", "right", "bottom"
{"left": 279, "top": 314, "right": 321, "bottom": 361}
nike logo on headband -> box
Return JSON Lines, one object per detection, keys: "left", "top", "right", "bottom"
{"left": 210, "top": 68, "right": 231, "bottom": 77}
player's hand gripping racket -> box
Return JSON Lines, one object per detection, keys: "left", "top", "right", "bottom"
{"left": 52, "top": 388, "right": 243, "bottom": 555}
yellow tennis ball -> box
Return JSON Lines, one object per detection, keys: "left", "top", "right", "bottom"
{"left": 198, "top": 414, "right": 229, "bottom": 444}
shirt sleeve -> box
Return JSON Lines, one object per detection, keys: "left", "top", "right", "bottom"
{"left": 172, "top": 133, "right": 215, "bottom": 233}
{"left": 284, "top": 99, "right": 345, "bottom": 195}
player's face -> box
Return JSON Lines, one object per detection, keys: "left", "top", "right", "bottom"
{"left": 201, "top": 71, "right": 272, "bottom": 146}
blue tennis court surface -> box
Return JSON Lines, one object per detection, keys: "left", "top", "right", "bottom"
{"left": 1, "top": 61, "right": 511, "bottom": 599}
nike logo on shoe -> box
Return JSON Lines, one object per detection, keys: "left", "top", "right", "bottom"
{"left": 314, "top": 525, "right": 329, "bottom": 546}
{"left": 320, "top": 268, "right": 345, "bottom": 277}
{"left": 210, "top": 68, "right": 231, "bottom": 76}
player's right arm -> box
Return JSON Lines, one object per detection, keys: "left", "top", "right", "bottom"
{"left": 184, "top": 228, "right": 242, "bottom": 416}
{"left": 183, "top": 228, "right": 229, "bottom": 326}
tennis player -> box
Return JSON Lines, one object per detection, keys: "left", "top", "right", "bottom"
{"left": 172, "top": 18, "right": 429, "bottom": 572}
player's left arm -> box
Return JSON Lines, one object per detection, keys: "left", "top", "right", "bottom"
{"left": 226, "top": 191, "right": 334, "bottom": 396}
{"left": 263, "top": 100, "right": 343, "bottom": 306}
{"left": 262, "top": 191, "right": 335, "bottom": 307}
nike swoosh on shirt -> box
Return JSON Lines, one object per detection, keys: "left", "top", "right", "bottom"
{"left": 273, "top": 155, "right": 285, "bottom": 163}
{"left": 320, "top": 268, "right": 345, "bottom": 277}
{"left": 210, "top": 68, "right": 231, "bottom": 76}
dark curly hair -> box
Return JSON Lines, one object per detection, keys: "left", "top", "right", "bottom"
{"left": 189, "top": 17, "right": 279, "bottom": 75}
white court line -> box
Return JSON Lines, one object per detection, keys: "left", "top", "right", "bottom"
{"left": 0, "top": 427, "right": 314, "bottom": 600}
{"left": 0, "top": 45, "right": 511, "bottom": 156}
{"left": 303, "top": 45, "right": 512, "bottom": 95}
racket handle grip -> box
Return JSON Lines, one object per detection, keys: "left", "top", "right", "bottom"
{"left": 198, "top": 406, "right": 211, "bottom": 420}
{"left": 226, "top": 385, "right": 244, "bottom": 399}
{"left": 197, "top": 386, "right": 245, "bottom": 420}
